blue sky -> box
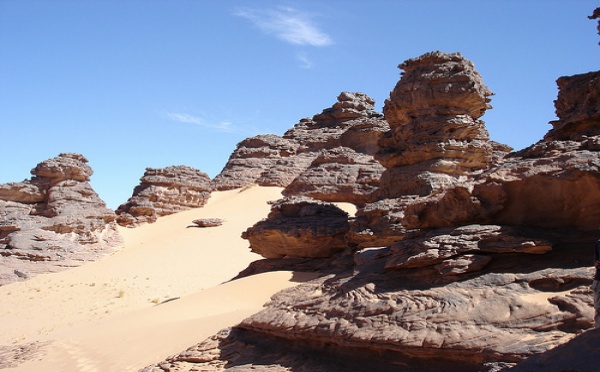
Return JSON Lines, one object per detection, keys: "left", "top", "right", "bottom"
{"left": 1, "top": 0, "right": 599, "bottom": 209}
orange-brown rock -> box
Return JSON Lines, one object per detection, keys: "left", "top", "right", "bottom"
{"left": 116, "top": 165, "right": 211, "bottom": 226}
{"left": 377, "top": 51, "right": 498, "bottom": 197}
{"left": 0, "top": 153, "right": 121, "bottom": 285}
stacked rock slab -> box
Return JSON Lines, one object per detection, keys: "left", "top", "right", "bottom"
{"left": 281, "top": 147, "right": 385, "bottom": 206}
{"left": 349, "top": 52, "right": 510, "bottom": 248}
{"left": 212, "top": 92, "right": 389, "bottom": 195}
{"left": 0, "top": 153, "right": 121, "bottom": 285}
{"left": 116, "top": 165, "right": 211, "bottom": 227}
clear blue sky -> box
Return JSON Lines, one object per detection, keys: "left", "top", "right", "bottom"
{"left": 1, "top": 0, "right": 599, "bottom": 209}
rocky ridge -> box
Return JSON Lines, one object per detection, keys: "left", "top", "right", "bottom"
{"left": 0, "top": 153, "right": 121, "bottom": 285}
{"left": 212, "top": 92, "right": 389, "bottom": 199}
{"left": 144, "top": 42, "right": 600, "bottom": 372}
{"left": 116, "top": 165, "right": 212, "bottom": 227}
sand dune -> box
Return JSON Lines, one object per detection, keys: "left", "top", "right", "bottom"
{"left": 0, "top": 186, "right": 311, "bottom": 371}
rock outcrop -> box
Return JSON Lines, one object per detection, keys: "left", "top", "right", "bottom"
{"left": 348, "top": 52, "right": 510, "bottom": 249}
{"left": 0, "top": 153, "right": 121, "bottom": 285}
{"left": 212, "top": 92, "right": 389, "bottom": 193}
{"left": 211, "top": 134, "right": 304, "bottom": 190}
{"left": 282, "top": 147, "right": 385, "bottom": 205}
{"left": 145, "top": 14, "right": 600, "bottom": 371}
{"left": 116, "top": 165, "right": 211, "bottom": 226}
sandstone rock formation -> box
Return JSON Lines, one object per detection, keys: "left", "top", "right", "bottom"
{"left": 145, "top": 13, "right": 600, "bottom": 370}
{"left": 191, "top": 218, "right": 224, "bottom": 228}
{"left": 212, "top": 92, "right": 389, "bottom": 192}
{"left": 242, "top": 196, "right": 349, "bottom": 259}
{"left": 347, "top": 52, "right": 511, "bottom": 249}
{"left": 282, "top": 147, "right": 385, "bottom": 205}
{"left": 0, "top": 153, "right": 121, "bottom": 285}
{"left": 116, "top": 165, "right": 211, "bottom": 226}
{"left": 211, "top": 134, "right": 304, "bottom": 190}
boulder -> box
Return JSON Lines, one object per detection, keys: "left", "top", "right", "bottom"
{"left": 242, "top": 196, "right": 349, "bottom": 259}
{"left": 191, "top": 218, "right": 224, "bottom": 228}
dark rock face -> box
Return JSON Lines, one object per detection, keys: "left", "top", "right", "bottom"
{"left": 116, "top": 165, "right": 211, "bottom": 226}
{"left": 0, "top": 153, "right": 121, "bottom": 285}
{"left": 242, "top": 196, "right": 349, "bottom": 259}
{"left": 212, "top": 92, "right": 389, "bottom": 193}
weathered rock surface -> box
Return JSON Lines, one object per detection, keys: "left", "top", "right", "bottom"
{"left": 508, "top": 327, "right": 600, "bottom": 372}
{"left": 0, "top": 153, "right": 121, "bottom": 285}
{"left": 211, "top": 135, "right": 303, "bottom": 190}
{"left": 472, "top": 140, "right": 600, "bottom": 229}
{"left": 348, "top": 52, "right": 509, "bottom": 249}
{"left": 242, "top": 196, "right": 349, "bottom": 259}
{"left": 212, "top": 92, "right": 389, "bottom": 192}
{"left": 191, "top": 218, "right": 224, "bottom": 228}
{"left": 116, "top": 165, "right": 211, "bottom": 226}
{"left": 545, "top": 70, "right": 600, "bottom": 141}
{"left": 282, "top": 147, "right": 385, "bottom": 205}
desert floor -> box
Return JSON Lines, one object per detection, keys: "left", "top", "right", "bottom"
{"left": 0, "top": 186, "right": 319, "bottom": 371}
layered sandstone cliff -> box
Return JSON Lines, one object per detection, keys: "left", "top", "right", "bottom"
{"left": 0, "top": 153, "right": 121, "bottom": 285}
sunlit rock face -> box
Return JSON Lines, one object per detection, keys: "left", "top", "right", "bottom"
{"left": 116, "top": 165, "right": 211, "bottom": 227}
{"left": 0, "top": 153, "right": 121, "bottom": 285}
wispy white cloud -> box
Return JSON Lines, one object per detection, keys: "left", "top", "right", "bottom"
{"left": 163, "top": 112, "right": 237, "bottom": 133}
{"left": 296, "top": 51, "right": 313, "bottom": 69}
{"left": 233, "top": 6, "right": 333, "bottom": 47}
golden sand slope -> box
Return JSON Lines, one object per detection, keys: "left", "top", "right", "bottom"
{"left": 0, "top": 186, "right": 315, "bottom": 371}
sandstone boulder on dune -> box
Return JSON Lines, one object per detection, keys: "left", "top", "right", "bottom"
{"left": 116, "top": 165, "right": 211, "bottom": 227}
{"left": 0, "top": 153, "right": 121, "bottom": 285}
{"left": 242, "top": 196, "right": 349, "bottom": 259}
